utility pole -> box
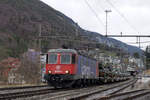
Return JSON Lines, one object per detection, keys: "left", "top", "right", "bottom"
{"left": 105, "top": 10, "right": 111, "bottom": 37}
{"left": 139, "top": 37, "right": 141, "bottom": 48}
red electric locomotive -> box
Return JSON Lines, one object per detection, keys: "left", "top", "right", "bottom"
{"left": 44, "top": 49, "right": 130, "bottom": 88}
{"left": 44, "top": 49, "right": 99, "bottom": 88}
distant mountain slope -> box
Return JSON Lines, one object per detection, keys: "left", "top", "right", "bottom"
{"left": 0, "top": 0, "right": 143, "bottom": 60}
{"left": 82, "top": 30, "right": 143, "bottom": 55}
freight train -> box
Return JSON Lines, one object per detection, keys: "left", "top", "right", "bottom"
{"left": 44, "top": 49, "right": 130, "bottom": 88}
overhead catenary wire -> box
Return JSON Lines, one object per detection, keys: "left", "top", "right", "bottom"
{"left": 127, "top": 41, "right": 150, "bottom": 44}
{"left": 39, "top": 36, "right": 100, "bottom": 44}
{"left": 93, "top": 0, "right": 105, "bottom": 11}
{"left": 95, "top": 0, "right": 107, "bottom": 11}
{"left": 86, "top": 0, "right": 149, "bottom": 49}
{"left": 105, "top": 0, "right": 138, "bottom": 33}
{"left": 84, "top": 0, "right": 105, "bottom": 28}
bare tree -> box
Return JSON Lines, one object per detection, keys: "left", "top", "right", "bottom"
{"left": 17, "top": 53, "right": 41, "bottom": 84}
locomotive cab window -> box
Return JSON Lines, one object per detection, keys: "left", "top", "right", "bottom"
{"left": 61, "top": 54, "right": 71, "bottom": 64}
{"left": 48, "top": 53, "right": 57, "bottom": 64}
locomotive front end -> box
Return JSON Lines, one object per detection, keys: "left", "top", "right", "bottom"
{"left": 44, "top": 49, "right": 77, "bottom": 88}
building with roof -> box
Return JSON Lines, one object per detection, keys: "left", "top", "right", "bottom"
{"left": 0, "top": 57, "right": 21, "bottom": 84}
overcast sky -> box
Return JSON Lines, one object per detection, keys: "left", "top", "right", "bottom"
{"left": 41, "top": 0, "right": 150, "bottom": 50}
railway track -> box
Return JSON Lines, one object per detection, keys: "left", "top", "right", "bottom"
{"left": 7, "top": 80, "right": 131, "bottom": 100}
{"left": 0, "top": 78, "right": 135, "bottom": 100}
{"left": 66, "top": 79, "right": 136, "bottom": 100}
{"left": 0, "top": 85, "right": 48, "bottom": 91}
{"left": 0, "top": 85, "right": 80, "bottom": 100}
{"left": 65, "top": 79, "right": 136, "bottom": 100}
{"left": 28, "top": 85, "right": 106, "bottom": 100}
{"left": 0, "top": 87, "right": 59, "bottom": 100}
{"left": 0, "top": 85, "right": 52, "bottom": 95}
{"left": 99, "top": 89, "right": 150, "bottom": 100}
{"left": 35, "top": 78, "right": 135, "bottom": 100}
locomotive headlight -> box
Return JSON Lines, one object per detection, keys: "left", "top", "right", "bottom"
{"left": 65, "top": 70, "right": 69, "bottom": 74}
{"left": 48, "top": 70, "right": 52, "bottom": 74}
